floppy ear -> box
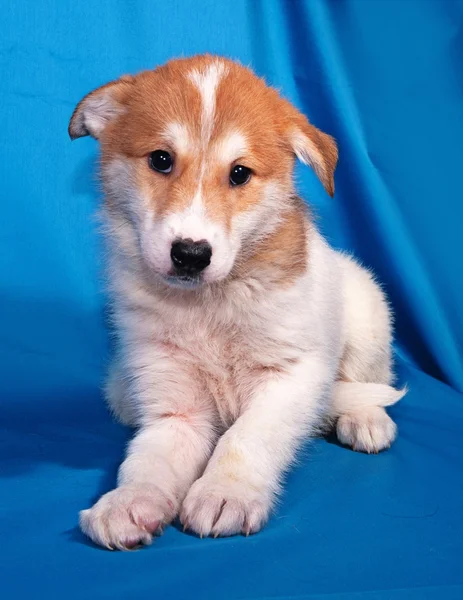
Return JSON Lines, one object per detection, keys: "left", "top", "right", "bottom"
{"left": 68, "top": 76, "right": 134, "bottom": 140}
{"left": 285, "top": 103, "right": 338, "bottom": 197}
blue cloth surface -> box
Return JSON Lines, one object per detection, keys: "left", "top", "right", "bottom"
{"left": 1, "top": 0, "right": 462, "bottom": 598}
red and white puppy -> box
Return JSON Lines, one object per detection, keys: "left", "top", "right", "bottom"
{"left": 69, "top": 55, "right": 404, "bottom": 550}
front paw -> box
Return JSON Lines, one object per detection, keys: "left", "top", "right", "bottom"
{"left": 180, "top": 474, "right": 272, "bottom": 538}
{"left": 80, "top": 484, "right": 176, "bottom": 550}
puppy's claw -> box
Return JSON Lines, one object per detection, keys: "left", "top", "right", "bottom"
{"left": 123, "top": 543, "right": 142, "bottom": 551}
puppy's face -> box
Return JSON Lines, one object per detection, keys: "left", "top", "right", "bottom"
{"left": 70, "top": 55, "right": 337, "bottom": 289}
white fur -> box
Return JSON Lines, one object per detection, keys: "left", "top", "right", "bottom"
{"left": 161, "top": 122, "right": 191, "bottom": 155}
{"left": 189, "top": 60, "right": 227, "bottom": 146}
{"left": 215, "top": 131, "right": 248, "bottom": 164}
{"left": 147, "top": 201, "right": 235, "bottom": 284}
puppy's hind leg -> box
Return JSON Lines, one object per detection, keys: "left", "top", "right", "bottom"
{"left": 331, "top": 381, "right": 406, "bottom": 453}
{"left": 332, "top": 254, "right": 406, "bottom": 453}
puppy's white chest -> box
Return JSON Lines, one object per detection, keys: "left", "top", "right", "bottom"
{"left": 178, "top": 326, "right": 253, "bottom": 428}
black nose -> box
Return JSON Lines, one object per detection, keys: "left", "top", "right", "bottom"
{"left": 170, "top": 239, "right": 212, "bottom": 276}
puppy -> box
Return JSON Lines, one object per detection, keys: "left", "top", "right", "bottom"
{"left": 69, "top": 55, "right": 405, "bottom": 550}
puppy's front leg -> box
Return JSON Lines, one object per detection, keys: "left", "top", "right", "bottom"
{"left": 181, "top": 355, "right": 333, "bottom": 537}
{"left": 80, "top": 361, "right": 217, "bottom": 549}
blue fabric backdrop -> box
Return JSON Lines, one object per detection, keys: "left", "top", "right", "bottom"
{"left": 1, "top": 1, "right": 462, "bottom": 598}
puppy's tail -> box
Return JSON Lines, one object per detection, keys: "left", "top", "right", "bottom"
{"left": 330, "top": 381, "right": 407, "bottom": 418}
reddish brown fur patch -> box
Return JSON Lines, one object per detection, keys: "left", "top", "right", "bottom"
{"left": 235, "top": 196, "right": 309, "bottom": 286}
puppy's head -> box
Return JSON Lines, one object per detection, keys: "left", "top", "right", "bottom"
{"left": 69, "top": 55, "right": 337, "bottom": 289}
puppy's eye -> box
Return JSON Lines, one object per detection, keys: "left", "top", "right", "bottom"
{"left": 149, "top": 150, "right": 173, "bottom": 174}
{"left": 230, "top": 165, "right": 251, "bottom": 186}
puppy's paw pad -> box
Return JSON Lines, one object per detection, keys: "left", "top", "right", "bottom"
{"left": 180, "top": 476, "right": 271, "bottom": 538}
{"left": 337, "top": 406, "right": 397, "bottom": 453}
{"left": 80, "top": 484, "right": 176, "bottom": 550}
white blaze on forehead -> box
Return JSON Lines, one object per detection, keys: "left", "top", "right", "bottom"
{"left": 188, "top": 60, "right": 228, "bottom": 146}
{"left": 161, "top": 122, "right": 190, "bottom": 155}
{"left": 215, "top": 131, "right": 248, "bottom": 164}
{"left": 182, "top": 60, "right": 228, "bottom": 228}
